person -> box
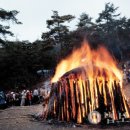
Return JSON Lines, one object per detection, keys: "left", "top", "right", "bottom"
{"left": 26, "top": 90, "right": 32, "bottom": 105}
{"left": 33, "top": 88, "right": 39, "bottom": 104}
{"left": 6, "top": 91, "right": 12, "bottom": 106}
{"left": 20, "top": 90, "right": 26, "bottom": 106}
{"left": 15, "top": 92, "right": 20, "bottom": 106}
{"left": 12, "top": 92, "right": 16, "bottom": 106}
{"left": 10, "top": 92, "right": 14, "bottom": 106}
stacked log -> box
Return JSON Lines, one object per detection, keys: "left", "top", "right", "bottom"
{"left": 47, "top": 67, "right": 130, "bottom": 123}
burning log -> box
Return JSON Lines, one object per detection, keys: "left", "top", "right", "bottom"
{"left": 46, "top": 41, "right": 130, "bottom": 124}
{"left": 47, "top": 67, "right": 130, "bottom": 123}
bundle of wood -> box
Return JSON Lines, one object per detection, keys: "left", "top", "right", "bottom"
{"left": 46, "top": 67, "right": 130, "bottom": 123}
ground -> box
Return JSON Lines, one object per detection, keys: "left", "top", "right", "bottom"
{"left": 0, "top": 84, "right": 130, "bottom": 130}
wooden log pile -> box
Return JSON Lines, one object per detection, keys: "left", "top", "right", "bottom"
{"left": 47, "top": 67, "right": 130, "bottom": 124}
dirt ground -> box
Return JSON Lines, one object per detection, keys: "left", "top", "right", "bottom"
{"left": 0, "top": 84, "right": 130, "bottom": 130}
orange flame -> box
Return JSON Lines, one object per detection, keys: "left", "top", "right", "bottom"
{"left": 51, "top": 41, "right": 122, "bottom": 84}
{"left": 49, "top": 41, "right": 130, "bottom": 123}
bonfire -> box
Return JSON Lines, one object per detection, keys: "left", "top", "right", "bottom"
{"left": 43, "top": 39, "right": 130, "bottom": 124}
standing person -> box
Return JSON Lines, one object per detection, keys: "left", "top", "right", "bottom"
{"left": 26, "top": 90, "right": 32, "bottom": 105}
{"left": 12, "top": 92, "right": 16, "bottom": 106}
{"left": 6, "top": 92, "right": 10, "bottom": 106}
{"left": 20, "top": 90, "right": 26, "bottom": 106}
{"left": 29, "top": 91, "right": 33, "bottom": 105}
{"left": 33, "top": 88, "right": 39, "bottom": 104}
{"left": 15, "top": 92, "right": 20, "bottom": 106}
{"left": 10, "top": 92, "right": 14, "bottom": 106}
{"left": 26, "top": 90, "right": 29, "bottom": 105}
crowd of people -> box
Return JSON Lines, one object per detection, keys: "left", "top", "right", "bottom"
{"left": 6, "top": 88, "right": 42, "bottom": 106}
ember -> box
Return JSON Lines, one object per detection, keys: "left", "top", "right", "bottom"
{"left": 47, "top": 40, "right": 130, "bottom": 124}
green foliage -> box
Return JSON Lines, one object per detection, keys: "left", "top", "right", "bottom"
{"left": 0, "top": 8, "right": 22, "bottom": 45}
{"left": 94, "top": 2, "right": 130, "bottom": 51}
{"left": 42, "top": 11, "right": 75, "bottom": 44}
{"left": 41, "top": 11, "right": 75, "bottom": 61}
{"left": 0, "top": 39, "right": 58, "bottom": 89}
{"left": 96, "top": 3, "right": 120, "bottom": 23}
{"left": 77, "top": 13, "right": 94, "bottom": 28}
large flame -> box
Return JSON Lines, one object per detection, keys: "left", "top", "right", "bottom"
{"left": 51, "top": 41, "right": 122, "bottom": 84}
{"left": 49, "top": 41, "right": 130, "bottom": 123}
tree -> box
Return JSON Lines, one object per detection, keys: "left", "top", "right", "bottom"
{"left": 96, "top": 3, "right": 130, "bottom": 47}
{"left": 77, "top": 13, "right": 94, "bottom": 28}
{"left": 0, "top": 40, "right": 42, "bottom": 89}
{"left": 95, "top": 3, "right": 128, "bottom": 60}
{"left": 0, "top": 8, "right": 21, "bottom": 45}
{"left": 41, "top": 11, "right": 75, "bottom": 60}
{"left": 96, "top": 3, "right": 120, "bottom": 35}
{"left": 96, "top": 3, "right": 120, "bottom": 24}
{"left": 42, "top": 11, "right": 75, "bottom": 44}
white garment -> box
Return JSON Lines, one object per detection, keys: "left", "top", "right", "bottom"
{"left": 12, "top": 93, "right": 16, "bottom": 100}
{"left": 33, "top": 89, "right": 39, "bottom": 96}
{"left": 21, "top": 90, "right": 26, "bottom": 99}
{"left": 21, "top": 98, "right": 25, "bottom": 106}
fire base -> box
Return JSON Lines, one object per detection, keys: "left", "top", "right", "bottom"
{"left": 47, "top": 68, "right": 130, "bottom": 124}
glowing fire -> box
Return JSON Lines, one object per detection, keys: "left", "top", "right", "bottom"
{"left": 49, "top": 40, "right": 130, "bottom": 124}
{"left": 51, "top": 40, "right": 122, "bottom": 83}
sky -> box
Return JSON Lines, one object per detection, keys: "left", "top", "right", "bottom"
{"left": 1, "top": 0, "right": 130, "bottom": 42}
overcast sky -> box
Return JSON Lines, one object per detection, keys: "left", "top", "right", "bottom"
{"left": 1, "top": 0, "right": 130, "bottom": 42}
